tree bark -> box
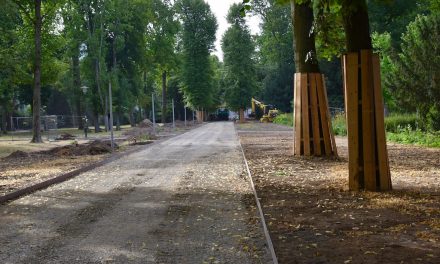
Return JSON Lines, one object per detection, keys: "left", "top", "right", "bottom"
{"left": 104, "top": 95, "right": 109, "bottom": 132}
{"left": 72, "top": 47, "right": 83, "bottom": 129}
{"left": 161, "top": 70, "right": 167, "bottom": 123}
{"left": 239, "top": 108, "right": 245, "bottom": 123}
{"left": 341, "top": 0, "right": 372, "bottom": 52}
{"left": 290, "top": 0, "right": 320, "bottom": 73}
{"left": 93, "top": 113, "right": 100, "bottom": 132}
{"left": 31, "top": 0, "right": 42, "bottom": 143}
{"left": 1, "top": 107, "right": 6, "bottom": 134}
{"left": 116, "top": 111, "right": 121, "bottom": 131}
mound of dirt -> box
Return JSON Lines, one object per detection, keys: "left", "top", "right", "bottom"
{"left": 55, "top": 133, "right": 76, "bottom": 140}
{"left": 4, "top": 150, "right": 30, "bottom": 160}
{"left": 123, "top": 126, "right": 156, "bottom": 139}
{"left": 138, "top": 119, "right": 153, "bottom": 128}
{"left": 46, "top": 140, "right": 117, "bottom": 157}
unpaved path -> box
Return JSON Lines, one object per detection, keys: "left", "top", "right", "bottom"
{"left": 237, "top": 122, "right": 440, "bottom": 264}
{"left": 0, "top": 122, "right": 271, "bottom": 264}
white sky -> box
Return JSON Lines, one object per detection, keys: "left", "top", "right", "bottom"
{"left": 205, "top": 0, "right": 261, "bottom": 61}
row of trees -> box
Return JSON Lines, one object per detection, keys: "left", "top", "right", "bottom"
{"left": 0, "top": 0, "right": 224, "bottom": 141}
{"left": 0, "top": 0, "right": 438, "bottom": 142}
{"left": 248, "top": 0, "right": 439, "bottom": 128}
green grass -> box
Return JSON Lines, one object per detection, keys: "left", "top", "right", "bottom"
{"left": 384, "top": 113, "right": 420, "bottom": 132}
{"left": 273, "top": 113, "right": 293, "bottom": 126}
{"left": 256, "top": 112, "right": 440, "bottom": 148}
{"left": 332, "top": 113, "right": 347, "bottom": 136}
{"left": 387, "top": 129, "right": 440, "bottom": 148}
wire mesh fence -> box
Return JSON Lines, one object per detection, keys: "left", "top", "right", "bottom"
{"left": 0, "top": 115, "right": 116, "bottom": 141}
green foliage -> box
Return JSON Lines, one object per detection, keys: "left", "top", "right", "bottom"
{"left": 222, "top": 3, "right": 257, "bottom": 111}
{"left": 330, "top": 112, "right": 440, "bottom": 147}
{"left": 252, "top": 0, "right": 295, "bottom": 112}
{"left": 331, "top": 113, "right": 347, "bottom": 136}
{"left": 387, "top": 129, "right": 440, "bottom": 148}
{"left": 273, "top": 113, "right": 293, "bottom": 126}
{"left": 384, "top": 113, "right": 420, "bottom": 132}
{"left": 368, "top": 0, "right": 424, "bottom": 50}
{"left": 386, "top": 13, "right": 440, "bottom": 119}
{"left": 371, "top": 32, "right": 397, "bottom": 110}
{"left": 177, "top": 0, "right": 218, "bottom": 110}
{"left": 427, "top": 105, "right": 440, "bottom": 131}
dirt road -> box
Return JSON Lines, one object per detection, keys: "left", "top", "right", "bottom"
{"left": 237, "top": 122, "right": 439, "bottom": 264}
{"left": 0, "top": 122, "right": 272, "bottom": 264}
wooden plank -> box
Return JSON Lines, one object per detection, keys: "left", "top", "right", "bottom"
{"left": 309, "top": 73, "right": 321, "bottom": 156}
{"left": 322, "top": 76, "right": 338, "bottom": 157}
{"left": 361, "top": 50, "right": 377, "bottom": 191}
{"left": 294, "top": 73, "right": 302, "bottom": 155}
{"left": 372, "top": 54, "right": 392, "bottom": 191}
{"left": 301, "top": 73, "right": 311, "bottom": 156}
{"left": 316, "top": 74, "right": 332, "bottom": 155}
{"left": 344, "top": 53, "right": 360, "bottom": 191}
{"left": 342, "top": 56, "right": 348, "bottom": 120}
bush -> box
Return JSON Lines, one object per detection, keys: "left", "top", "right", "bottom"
{"left": 273, "top": 113, "right": 293, "bottom": 127}
{"left": 387, "top": 127, "right": 440, "bottom": 148}
{"left": 427, "top": 105, "right": 440, "bottom": 131}
{"left": 332, "top": 113, "right": 347, "bottom": 136}
{"left": 384, "top": 113, "right": 420, "bottom": 132}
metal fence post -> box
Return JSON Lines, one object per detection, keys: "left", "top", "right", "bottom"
{"left": 184, "top": 106, "right": 187, "bottom": 127}
{"left": 109, "top": 82, "right": 114, "bottom": 150}
{"left": 172, "top": 99, "right": 175, "bottom": 129}
{"left": 152, "top": 93, "right": 156, "bottom": 134}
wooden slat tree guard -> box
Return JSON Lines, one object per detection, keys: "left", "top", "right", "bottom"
{"left": 342, "top": 50, "right": 392, "bottom": 191}
{"left": 293, "top": 73, "right": 337, "bottom": 157}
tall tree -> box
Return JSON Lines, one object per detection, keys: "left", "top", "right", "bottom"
{"left": 147, "top": 0, "right": 179, "bottom": 123}
{"left": 387, "top": 13, "right": 440, "bottom": 130}
{"left": 0, "top": 1, "right": 22, "bottom": 133}
{"left": 177, "top": 0, "right": 218, "bottom": 112}
{"left": 222, "top": 4, "right": 257, "bottom": 122}
{"left": 12, "top": 0, "right": 61, "bottom": 142}
{"left": 252, "top": 0, "right": 295, "bottom": 112}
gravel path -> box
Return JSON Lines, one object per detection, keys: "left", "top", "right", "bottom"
{"left": 0, "top": 122, "right": 271, "bottom": 264}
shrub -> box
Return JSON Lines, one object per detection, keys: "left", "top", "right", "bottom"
{"left": 273, "top": 113, "right": 293, "bottom": 127}
{"left": 427, "top": 105, "right": 440, "bottom": 132}
{"left": 387, "top": 127, "right": 440, "bottom": 148}
{"left": 384, "top": 113, "right": 419, "bottom": 132}
{"left": 332, "top": 113, "right": 347, "bottom": 136}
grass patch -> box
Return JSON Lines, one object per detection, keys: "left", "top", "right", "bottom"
{"left": 387, "top": 129, "right": 440, "bottom": 148}
{"left": 330, "top": 112, "right": 440, "bottom": 147}
{"left": 332, "top": 113, "right": 347, "bottom": 136}
{"left": 385, "top": 113, "right": 420, "bottom": 132}
{"left": 273, "top": 113, "right": 293, "bottom": 127}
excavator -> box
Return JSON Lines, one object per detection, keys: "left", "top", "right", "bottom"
{"left": 251, "top": 98, "right": 279, "bottom": 123}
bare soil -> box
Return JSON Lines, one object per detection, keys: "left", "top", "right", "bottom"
{"left": 0, "top": 122, "right": 199, "bottom": 198}
{"left": 236, "top": 122, "right": 440, "bottom": 264}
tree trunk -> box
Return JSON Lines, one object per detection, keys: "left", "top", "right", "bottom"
{"left": 161, "top": 70, "right": 167, "bottom": 123}
{"left": 129, "top": 109, "right": 135, "bottom": 127}
{"left": 341, "top": 0, "right": 391, "bottom": 191}
{"left": 104, "top": 95, "right": 109, "bottom": 132}
{"left": 94, "top": 113, "right": 100, "bottom": 132}
{"left": 239, "top": 109, "right": 245, "bottom": 123}
{"left": 116, "top": 111, "right": 121, "bottom": 131}
{"left": 1, "top": 107, "right": 6, "bottom": 134}
{"left": 290, "top": 0, "right": 320, "bottom": 73}
{"left": 72, "top": 48, "right": 83, "bottom": 129}
{"left": 290, "top": 0, "right": 337, "bottom": 157}
{"left": 341, "top": 0, "right": 372, "bottom": 52}
{"left": 31, "top": 0, "right": 42, "bottom": 143}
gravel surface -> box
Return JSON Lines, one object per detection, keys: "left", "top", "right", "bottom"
{"left": 237, "top": 122, "right": 440, "bottom": 264}
{"left": 0, "top": 122, "right": 271, "bottom": 264}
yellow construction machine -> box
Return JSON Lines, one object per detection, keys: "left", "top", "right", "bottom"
{"left": 251, "top": 98, "right": 279, "bottom": 123}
